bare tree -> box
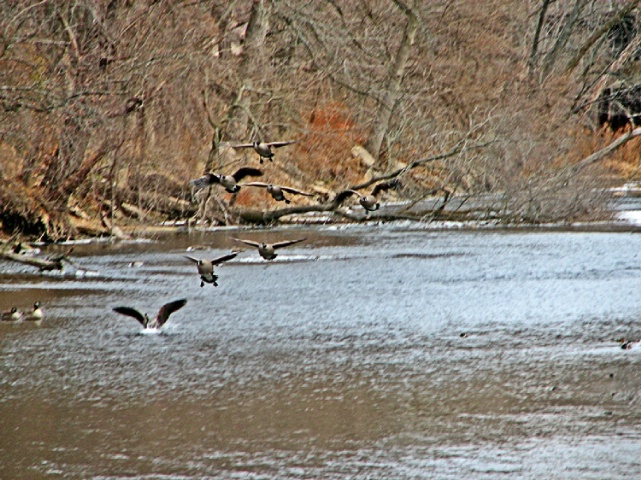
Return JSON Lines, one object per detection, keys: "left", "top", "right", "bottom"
{"left": 1, "top": 0, "right": 638, "bottom": 239}
{"left": 0, "top": 1, "right": 210, "bottom": 239}
{"left": 364, "top": 0, "right": 420, "bottom": 163}
{"left": 225, "top": 0, "right": 273, "bottom": 142}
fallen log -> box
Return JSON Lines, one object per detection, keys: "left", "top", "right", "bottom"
{"left": 116, "top": 189, "right": 196, "bottom": 218}
{"left": 101, "top": 213, "right": 131, "bottom": 240}
{"left": 1, "top": 235, "right": 76, "bottom": 271}
{"left": 1, "top": 250, "right": 67, "bottom": 271}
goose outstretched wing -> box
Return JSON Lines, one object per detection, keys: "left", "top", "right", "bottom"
{"left": 272, "top": 238, "right": 306, "bottom": 250}
{"left": 212, "top": 252, "right": 238, "bottom": 265}
{"left": 113, "top": 307, "right": 147, "bottom": 327}
{"left": 232, "top": 238, "right": 261, "bottom": 249}
{"left": 232, "top": 167, "right": 263, "bottom": 182}
{"left": 371, "top": 179, "right": 401, "bottom": 197}
{"left": 267, "top": 140, "right": 297, "bottom": 148}
{"left": 156, "top": 299, "right": 188, "bottom": 327}
{"left": 280, "top": 186, "right": 313, "bottom": 196}
{"left": 190, "top": 173, "right": 220, "bottom": 190}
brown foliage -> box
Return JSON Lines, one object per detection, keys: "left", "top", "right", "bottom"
{"left": 301, "top": 102, "right": 365, "bottom": 184}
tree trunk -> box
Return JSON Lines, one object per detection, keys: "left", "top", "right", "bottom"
{"left": 226, "top": 0, "right": 272, "bottom": 140}
{"left": 541, "top": 0, "right": 585, "bottom": 76}
{"left": 59, "top": 141, "right": 110, "bottom": 200}
{"left": 528, "top": 0, "right": 553, "bottom": 74}
{"left": 364, "top": 1, "right": 419, "bottom": 163}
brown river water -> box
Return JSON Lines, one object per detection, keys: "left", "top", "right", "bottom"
{"left": 1, "top": 224, "right": 640, "bottom": 479}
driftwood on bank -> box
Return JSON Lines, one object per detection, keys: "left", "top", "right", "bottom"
{"left": 233, "top": 186, "right": 478, "bottom": 224}
{"left": 230, "top": 141, "right": 486, "bottom": 224}
{"left": 116, "top": 188, "right": 196, "bottom": 218}
{"left": 225, "top": 128, "right": 639, "bottom": 225}
{"left": 1, "top": 251, "right": 64, "bottom": 271}
{"left": 0, "top": 246, "right": 75, "bottom": 271}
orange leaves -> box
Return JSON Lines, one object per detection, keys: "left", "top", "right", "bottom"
{"left": 298, "top": 102, "right": 366, "bottom": 183}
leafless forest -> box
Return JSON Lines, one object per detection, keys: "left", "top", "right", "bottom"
{"left": 1, "top": 0, "right": 640, "bottom": 241}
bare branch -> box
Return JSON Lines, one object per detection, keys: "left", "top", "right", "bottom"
{"left": 570, "top": 127, "right": 641, "bottom": 173}
{"left": 564, "top": 0, "right": 639, "bottom": 74}
{"left": 542, "top": 0, "right": 585, "bottom": 75}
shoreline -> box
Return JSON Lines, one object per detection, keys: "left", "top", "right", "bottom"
{"left": 2, "top": 188, "right": 641, "bottom": 246}
{"left": 8, "top": 213, "right": 641, "bottom": 249}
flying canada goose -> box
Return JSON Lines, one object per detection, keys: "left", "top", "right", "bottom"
{"left": 232, "top": 238, "right": 306, "bottom": 260}
{"left": 1, "top": 307, "right": 23, "bottom": 322}
{"left": 242, "top": 182, "right": 314, "bottom": 204}
{"left": 184, "top": 252, "right": 237, "bottom": 287}
{"left": 26, "top": 301, "right": 43, "bottom": 320}
{"left": 337, "top": 179, "right": 400, "bottom": 213}
{"left": 190, "top": 167, "right": 263, "bottom": 193}
{"left": 113, "top": 299, "right": 187, "bottom": 330}
{"left": 231, "top": 141, "right": 297, "bottom": 163}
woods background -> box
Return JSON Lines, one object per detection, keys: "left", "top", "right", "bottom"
{"left": 0, "top": 0, "right": 640, "bottom": 241}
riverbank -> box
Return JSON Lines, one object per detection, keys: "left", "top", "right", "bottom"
{"left": 2, "top": 185, "right": 641, "bottom": 250}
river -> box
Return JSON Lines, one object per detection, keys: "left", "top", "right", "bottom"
{"left": 1, "top": 224, "right": 640, "bottom": 479}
